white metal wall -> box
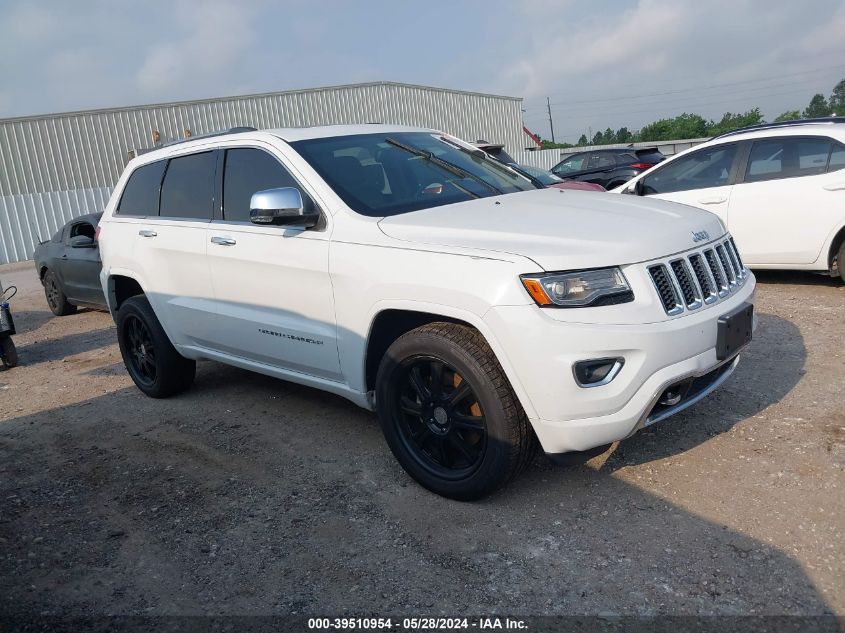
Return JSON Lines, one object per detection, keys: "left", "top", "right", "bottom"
{"left": 0, "top": 82, "right": 524, "bottom": 264}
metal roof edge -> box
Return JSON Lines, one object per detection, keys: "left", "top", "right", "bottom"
{"left": 0, "top": 81, "right": 523, "bottom": 125}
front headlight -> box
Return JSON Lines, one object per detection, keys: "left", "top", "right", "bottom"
{"left": 520, "top": 267, "right": 633, "bottom": 308}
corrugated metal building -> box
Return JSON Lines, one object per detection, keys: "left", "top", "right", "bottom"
{"left": 0, "top": 81, "right": 524, "bottom": 264}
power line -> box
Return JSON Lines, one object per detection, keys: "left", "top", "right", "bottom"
{"left": 521, "top": 63, "right": 845, "bottom": 111}
{"left": 535, "top": 82, "right": 832, "bottom": 119}
{"left": 531, "top": 62, "right": 845, "bottom": 105}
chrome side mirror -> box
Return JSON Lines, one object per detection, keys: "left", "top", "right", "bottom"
{"left": 249, "top": 187, "right": 319, "bottom": 227}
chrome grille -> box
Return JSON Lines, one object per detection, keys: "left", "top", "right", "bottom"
{"left": 648, "top": 236, "right": 749, "bottom": 315}
{"left": 648, "top": 264, "right": 683, "bottom": 315}
{"left": 704, "top": 248, "right": 728, "bottom": 294}
{"left": 715, "top": 244, "right": 736, "bottom": 285}
{"left": 669, "top": 259, "right": 702, "bottom": 309}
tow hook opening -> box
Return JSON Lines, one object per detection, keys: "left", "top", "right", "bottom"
{"left": 658, "top": 379, "right": 693, "bottom": 407}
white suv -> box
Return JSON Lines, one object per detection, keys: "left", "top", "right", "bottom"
{"left": 98, "top": 125, "right": 755, "bottom": 499}
{"left": 617, "top": 118, "right": 845, "bottom": 281}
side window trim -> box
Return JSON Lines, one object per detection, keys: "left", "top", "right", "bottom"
{"left": 826, "top": 140, "right": 845, "bottom": 173}
{"left": 729, "top": 140, "right": 751, "bottom": 185}
{"left": 215, "top": 145, "right": 324, "bottom": 227}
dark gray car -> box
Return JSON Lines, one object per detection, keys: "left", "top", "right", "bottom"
{"left": 550, "top": 148, "right": 665, "bottom": 189}
{"left": 33, "top": 213, "right": 106, "bottom": 315}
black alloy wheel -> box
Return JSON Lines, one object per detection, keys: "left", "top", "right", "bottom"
{"left": 392, "top": 356, "right": 488, "bottom": 480}
{"left": 122, "top": 314, "right": 157, "bottom": 386}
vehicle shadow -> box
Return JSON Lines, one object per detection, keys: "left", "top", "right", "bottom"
{"left": 0, "top": 349, "right": 833, "bottom": 618}
{"left": 753, "top": 270, "right": 843, "bottom": 287}
{"left": 597, "top": 312, "right": 804, "bottom": 470}
{"left": 13, "top": 327, "right": 116, "bottom": 366}
{"left": 5, "top": 309, "right": 55, "bottom": 335}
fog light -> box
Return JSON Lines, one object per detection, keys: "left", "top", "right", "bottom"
{"left": 573, "top": 358, "right": 624, "bottom": 388}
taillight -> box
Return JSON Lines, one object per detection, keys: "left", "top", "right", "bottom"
{"left": 630, "top": 162, "right": 655, "bottom": 170}
{"left": 95, "top": 226, "right": 101, "bottom": 241}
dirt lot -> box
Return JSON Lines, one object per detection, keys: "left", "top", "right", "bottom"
{"left": 0, "top": 262, "right": 842, "bottom": 618}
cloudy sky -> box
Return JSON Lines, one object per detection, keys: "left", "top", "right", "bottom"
{"left": 2, "top": 0, "right": 844, "bottom": 143}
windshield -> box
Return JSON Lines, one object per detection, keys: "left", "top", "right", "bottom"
{"left": 517, "top": 164, "right": 563, "bottom": 185}
{"left": 291, "top": 132, "right": 537, "bottom": 217}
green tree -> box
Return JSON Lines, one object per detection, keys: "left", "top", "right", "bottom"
{"left": 774, "top": 110, "right": 801, "bottom": 122}
{"left": 638, "top": 118, "right": 674, "bottom": 142}
{"left": 671, "top": 113, "right": 709, "bottom": 138}
{"left": 540, "top": 139, "right": 574, "bottom": 150}
{"left": 577, "top": 134, "right": 589, "bottom": 146}
{"left": 706, "top": 109, "right": 763, "bottom": 136}
{"left": 829, "top": 78, "right": 845, "bottom": 113}
{"left": 592, "top": 130, "right": 604, "bottom": 145}
{"left": 615, "top": 127, "right": 633, "bottom": 143}
{"left": 803, "top": 93, "right": 832, "bottom": 118}
{"left": 603, "top": 127, "right": 615, "bottom": 144}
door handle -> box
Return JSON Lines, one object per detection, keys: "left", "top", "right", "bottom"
{"left": 138, "top": 230, "right": 157, "bottom": 237}
{"left": 698, "top": 196, "right": 727, "bottom": 205}
{"left": 210, "top": 236, "right": 237, "bottom": 246}
{"left": 823, "top": 182, "right": 845, "bottom": 191}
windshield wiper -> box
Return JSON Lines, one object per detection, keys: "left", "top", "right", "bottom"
{"left": 384, "top": 137, "right": 504, "bottom": 196}
{"left": 438, "top": 136, "right": 544, "bottom": 190}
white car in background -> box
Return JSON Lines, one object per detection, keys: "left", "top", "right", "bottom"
{"left": 617, "top": 118, "right": 845, "bottom": 282}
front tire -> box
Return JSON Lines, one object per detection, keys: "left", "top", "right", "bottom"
{"left": 43, "top": 270, "right": 76, "bottom": 316}
{"left": 116, "top": 295, "right": 195, "bottom": 398}
{"left": 375, "top": 322, "right": 535, "bottom": 500}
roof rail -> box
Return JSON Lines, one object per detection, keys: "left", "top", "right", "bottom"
{"left": 711, "top": 116, "right": 845, "bottom": 141}
{"left": 161, "top": 126, "right": 258, "bottom": 147}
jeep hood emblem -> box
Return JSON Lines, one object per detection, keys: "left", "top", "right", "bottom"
{"left": 691, "top": 230, "right": 710, "bottom": 243}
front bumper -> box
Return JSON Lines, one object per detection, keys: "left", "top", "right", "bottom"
{"left": 484, "top": 275, "right": 755, "bottom": 454}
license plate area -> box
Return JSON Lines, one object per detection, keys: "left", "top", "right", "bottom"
{"left": 717, "top": 302, "right": 753, "bottom": 361}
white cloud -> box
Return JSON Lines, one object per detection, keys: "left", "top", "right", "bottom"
{"left": 136, "top": 0, "right": 256, "bottom": 96}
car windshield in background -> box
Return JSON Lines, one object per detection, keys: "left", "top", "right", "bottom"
{"left": 517, "top": 164, "right": 563, "bottom": 185}
{"left": 291, "top": 132, "right": 537, "bottom": 217}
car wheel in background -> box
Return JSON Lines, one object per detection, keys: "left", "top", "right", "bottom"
{"left": 375, "top": 322, "right": 536, "bottom": 500}
{"left": 0, "top": 337, "right": 18, "bottom": 369}
{"left": 116, "top": 295, "right": 196, "bottom": 398}
{"left": 43, "top": 270, "right": 77, "bottom": 316}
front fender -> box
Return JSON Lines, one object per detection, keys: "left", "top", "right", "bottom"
{"left": 357, "top": 299, "right": 539, "bottom": 421}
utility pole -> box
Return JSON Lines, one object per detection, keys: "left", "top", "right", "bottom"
{"left": 546, "top": 97, "right": 556, "bottom": 144}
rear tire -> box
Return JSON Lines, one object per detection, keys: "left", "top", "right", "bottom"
{"left": 116, "top": 295, "right": 195, "bottom": 398}
{"left": 0, "top": 337, "right": 18, "bottom": 369}
{"left": 43, "top": 270, "right": 76, "bottom": 316}
{"left": 838, "top": 241, "right": 845, "bottom": 283}
{"left": 375, "top": 322, "right": 535, "bottom": 500}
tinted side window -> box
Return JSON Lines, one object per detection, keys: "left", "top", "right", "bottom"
{"left": 159, "top": 152, "right": 216, "bottom": 220}
{"left": 586, "top": 153, "right": 615, "bottom": 169}
{"left": 117, "top": 160, "right": 166, "bottom": 216}
{"left": 643, "top": 144, "right": 737, "bottom": 194}
{"left": 828, "top": 144, "right": 845, "bottom": 172}
{"left": 222, "top": 148, "right": 312, "bottom": 222}
{"left": 745, "top": 137, "right": 831, "bottom": 183}
{"left": 552, "top": 154, "right": 587, "bottom": 175}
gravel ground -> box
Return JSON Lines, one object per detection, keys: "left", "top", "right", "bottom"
{"left": 0, "top": 262, "right": 842, "bottom": 617}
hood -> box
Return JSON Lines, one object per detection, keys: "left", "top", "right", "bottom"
{"left": 377, "top": 188, "right": 725, "bottom": 271}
